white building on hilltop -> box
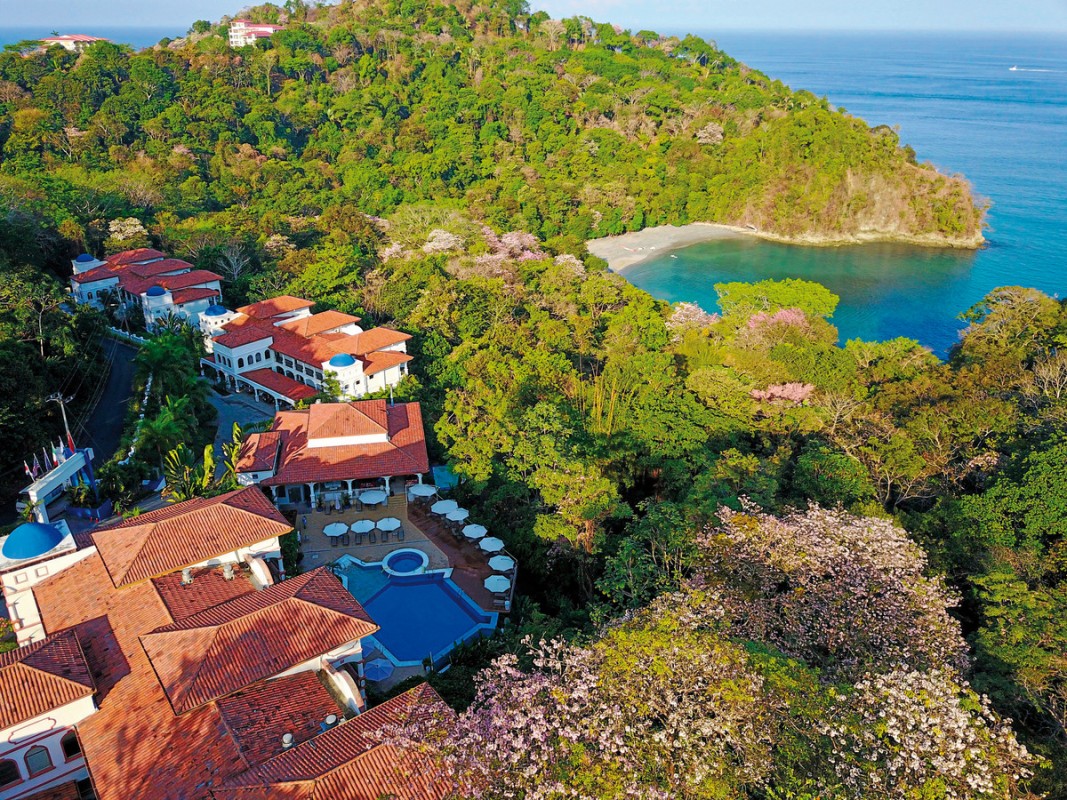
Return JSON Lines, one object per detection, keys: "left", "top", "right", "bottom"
{"left": 229, "top": 19, "right": 284, "bottom": 47}
{"left": 69, "top": 248, "right": 223, "bottom": 329}
{"left": 199, "top": 295, "right": 412, "bottom": 408}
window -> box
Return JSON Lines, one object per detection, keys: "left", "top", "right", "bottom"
{"left": 62, "top": 731, "right": 81, "bottom": 760}
{"left": 255, "top": 352, "right": 262, "bottom": 363}
{"left": 0, "top": 760, "right": 19, "bottom": 787}
{"left": 237, "top": 357, "right": 245, "bottom": 368}
{"left": 25, "top": 745, "right": 52, "bottom": 776}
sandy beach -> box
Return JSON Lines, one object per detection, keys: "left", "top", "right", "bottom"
{"left": 585, "top": 223, "right": 753, "bottom": 272}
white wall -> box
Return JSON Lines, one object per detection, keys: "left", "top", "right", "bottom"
{"left": 0, "top": 696, "right": 95, "bottom": 800}
{"left": 2, "top": 547, "right": 98, "bottom": 646}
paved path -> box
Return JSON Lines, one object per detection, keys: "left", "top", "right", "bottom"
{"left": 75, "top": 338, "right": 138, "bottom": 464}
{"left": 207, "top": 391, "right": 276, "bottom": 472}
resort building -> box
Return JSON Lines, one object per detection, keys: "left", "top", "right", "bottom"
{"left": 0, "top": 486, "right": 452, "bottom": 800}
{"left": 236, "top": 399, "right": 430, "bottom": 508}
{"left": 69, "top": 248, "right": 223, "bottom": 329}
{"left": 228, "top": 20, "right": 284, "bottom": 47}
{"left": 39, "top": 34, "right": 108, "bottom": 51}
{"left": 199, "top": 295, "right": 413, "bottom": 408}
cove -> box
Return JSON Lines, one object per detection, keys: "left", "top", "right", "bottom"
{"left": 622, "top": 238, "right": 978, "bottom": 355}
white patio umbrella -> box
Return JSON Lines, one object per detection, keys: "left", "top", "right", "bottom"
{"left": 431, "top": 499, "right": 458, "bottom": 515}
{"left": 360, "top": 489, "right": 387, "bottom": 505}
{"left": 350, "top": 519, "right": 375, "bottom": 534}
{"left": 376, "top": 517, "right": 402, "bottom": 532}
{"left": 324, "top": 522, "right": 348, "bottom": 537}
{"left": 479, "top": 537, "right": 505, "bottom": 553}
{"left": 489, "top": 555, "right": 515, "bottom": 572}
{"left": 446, "top": 507, "right": 469, "bottom": 523}
{"left": 484, "top": 574, "right": 512, "bottom": 593}
{"left": 363, "top": 658, "right": 395, "bottom": 682}
{"left": 408, "top": 483, "right": 437, "bottom": 498}
{"left": 462, "top": 524, "right": 487, "bottom": 540}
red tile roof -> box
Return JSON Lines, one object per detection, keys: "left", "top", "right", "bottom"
{"left": 172, "top": 287, "right": 221, "bottom": 306}
{"left": 237, "top": 296, "right": 314, "bottom": 320}
{"left": 213, "top": 684, "right": 454, "bottom": 800}
{"left": 307, "top": 401, "right": 388, "bottom": 440}
{"left": 152, "top": 565, "right": 259, "bottom": 621}
{"left": 43, "top": 34, "right": 107, "bottom": 43}
{"left": 347, "top": 327, "right": 412, "bottom": 355}
{"left": 140, "top": 568, "right": 378, "bottom": 714}
{"left": 263, "top": 402, "right": 429, "bottom": 486}
{"left": 33, "top": 552, "right": 251, "bottom": 799}
{"left": 216, "top": 671, "right": 341, "bottom": 767}
{"left": 0, "top": 629, "right": 95, "bottom": 729}
{"left": 240, "top": 368, "right": 318, "bottom": 402}
{"left": 105, "top": 248, "right": 165, "bottom": 267}
{"left": 235, "top": 432, "right": 284, "bottom": 473}
{"left": 277, "top": 311, "right": 362, "bottom": 338}
{"left": 121, "top": 269, "right": 223, "bottom": 297}
{"left": 214, "top": 322, "right": 274, "bottom": 349}
{"left": 123, "top": 258, "right": 194, "bottom": 278}
{"left": 70, "top": 266, "right": 119, "bottom": 284}
{"left": 90, "top": 487, "right": 291, "bottom": 587}
{"left": 363, "top": 349, "right": 414, "bottom": 376}
{"left": 20, "top": 781, "right": 85, "bottom": 800}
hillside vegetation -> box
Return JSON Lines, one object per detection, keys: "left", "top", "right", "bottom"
{"left": 3, "top": 2, "right": 1065, "bottom": 797}
{"left": 0, "top": 0, "right": 981, "bottom": 247}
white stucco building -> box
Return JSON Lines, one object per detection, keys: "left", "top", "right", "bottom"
{"left": 69, "top": 248, "right": 223, "bottom": 329}
{"left": 199, "top": 295, "right": 412, "bottom": 408}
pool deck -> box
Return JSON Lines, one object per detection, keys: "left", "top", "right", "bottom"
{"left": 297, "top": 495, "right": 515, "bottom": 614}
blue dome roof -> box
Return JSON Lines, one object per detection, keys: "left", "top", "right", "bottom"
{"left": 2, "top": 522, "right": 65, "bottom": 561}
{"left": 329, "top": 353, "right": 357, "bottom": 368}
{"left": 75, "top": 253, "right": 95, "bottom": 263}
{"left": 205, "top": 304, "right": 228, "bottom": 317}
{"left": 145, "top": 285, "right": 167, "bottom": 297}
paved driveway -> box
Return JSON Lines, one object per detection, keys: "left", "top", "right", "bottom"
{"left": 207, "top": 390, "right": 276, "bottom": 472}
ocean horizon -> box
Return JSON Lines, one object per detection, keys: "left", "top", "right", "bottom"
{"left": 622, "top": 30, "right": 1067, "bottom": 355}
{"left": 0, "top": 26, "right": 183, "bottom": 49}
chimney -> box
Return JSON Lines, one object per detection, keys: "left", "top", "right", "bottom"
{"left": 181, "top": 567, "right": 193, "bottom": 585}
{"left": 281, "top": 733, "right": 294, "bottom": 749}
{"left": 222, "top": 563, "right": 235, "bottom": 581}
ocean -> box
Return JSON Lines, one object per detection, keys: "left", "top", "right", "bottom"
{"left": 624, "top": 32, "right": 1067, "bottom": 355}
{"left": 0, "top": 26, "right": 179, "bottom": 49}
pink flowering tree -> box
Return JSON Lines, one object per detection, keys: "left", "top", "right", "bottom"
{"left": 667, "top": 302, "right": 721, "bottom": 334}
{"left": 696, "top": 504, "right": 969, "bottom": 679}
{"left": 821, "top": 668, "right": 1038, "bottom": 798}
{"left": 749, "top": 382, "right": 815, "bottom": 404}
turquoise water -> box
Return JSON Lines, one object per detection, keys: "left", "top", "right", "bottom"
{"left": 628, "top": 33, "right": 1067, "bottom": 355}
{"left": 340, "top": 562, "right": 495, "bottom": 665}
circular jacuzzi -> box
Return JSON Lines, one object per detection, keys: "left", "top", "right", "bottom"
{"left": 382, "top": 548, "right": 429, "bottom": 576}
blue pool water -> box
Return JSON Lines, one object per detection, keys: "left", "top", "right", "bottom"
{"left": 386, "top": 551, "right": 424, "bottom": 574}
{"left": 338, "top": 559, "right": 496, "bottom": 666}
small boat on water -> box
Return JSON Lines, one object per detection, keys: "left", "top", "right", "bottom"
{"left": 1010, "top": 65, "right": 1018, "bottom": 71}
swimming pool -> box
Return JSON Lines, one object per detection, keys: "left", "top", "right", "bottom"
{"left": 334, "top": 554, "right": 497, "bottom": 668}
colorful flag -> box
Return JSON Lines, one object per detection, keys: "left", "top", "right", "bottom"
{"left": 66, "top": 430, "right": 76, "bottom": 452}
{"left": 23, "top": 461, "right": 31, "bottom": 478}
{"left": 31, "top": 455, "right": 41, "bottom": 478}
{"left": 41, "top": 447, "right": 52, "bottom": 471}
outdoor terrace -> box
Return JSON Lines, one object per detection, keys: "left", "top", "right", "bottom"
{"left": 296, "top": 494, "right": 515, "bottom": 614}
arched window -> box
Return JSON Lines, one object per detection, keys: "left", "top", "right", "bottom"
{"left": 237, "top": 357, "right": 245, "bottom": 368}
{"left": 61, "top": 731, "right": 81, "bottom": 760}
{"left": 255, "top": 352, "right": 262, "bottom": 363}
{"left": 0, "top": 759, "right": 19, "bottom": 787}
{"left": 25, "top": 745, "right": 52, "bottom": 776}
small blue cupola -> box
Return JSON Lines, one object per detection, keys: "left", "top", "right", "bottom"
{"left": 2, "top": 521, "right": 65, "bottom": 560}
{"left": 328, "top": 353, "right": 357, "bottom": 368}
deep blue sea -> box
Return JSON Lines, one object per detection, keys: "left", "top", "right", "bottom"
{"left": 626, "top": 32, "right": 1067, "bottom": 354}
{"left": 0, "top": 27, "right": 178, "bottom": 49}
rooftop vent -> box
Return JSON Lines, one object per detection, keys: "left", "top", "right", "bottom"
{"left": 320, "top": 713, "right": 339, "bottom": 732}
{"left": 181, "top": 567, "right": 193, "bottom": 585}
{"left": 281, "top": 733, "right": 294, "bottom": 749}
{"left": 222, "top": 563, "right": 235, "bottom": 581}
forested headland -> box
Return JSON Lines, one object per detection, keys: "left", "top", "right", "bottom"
{"left": 1, "top": 1, "right": 1064, "bottom": 797}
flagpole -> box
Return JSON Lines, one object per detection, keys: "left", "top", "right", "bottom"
{"left": 47, "top": 393, "right": 76, "bottom": 451}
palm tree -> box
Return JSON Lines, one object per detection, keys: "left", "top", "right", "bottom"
{"left": 138, "top": 408, "right": 185, "bottom": 474}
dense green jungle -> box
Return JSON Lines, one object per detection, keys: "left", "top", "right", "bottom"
{"left": 0, "top": 1, "right": 1063, "bottom": 796}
